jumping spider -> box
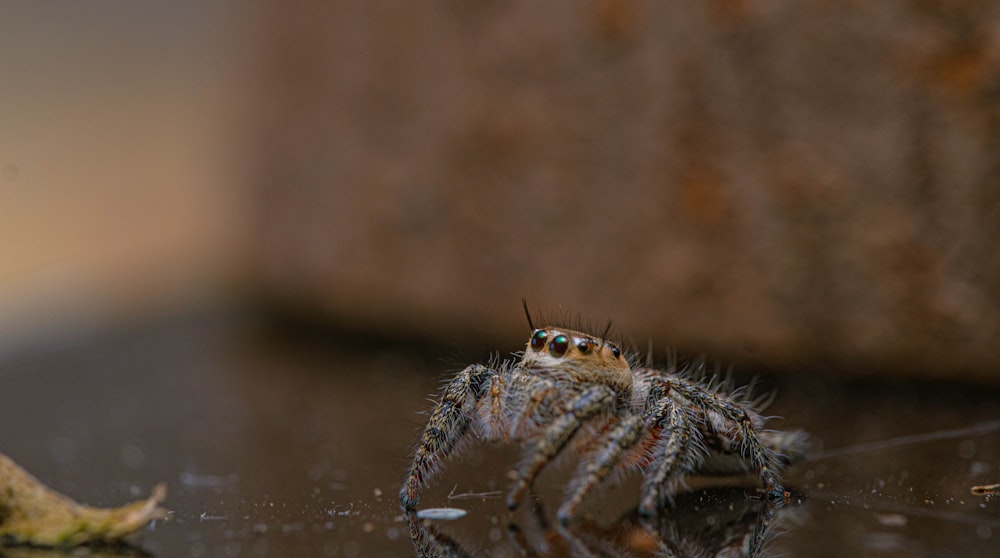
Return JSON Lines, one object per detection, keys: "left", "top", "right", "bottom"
{"left": 400, "top": 305, "right": 807, "bottom": 523}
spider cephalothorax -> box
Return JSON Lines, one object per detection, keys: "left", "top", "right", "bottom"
{"left": 520, "top": 326, "right": 632, "bottom": 396}
{"left": 400, "top": 308, "right": 807, "bottom": 523}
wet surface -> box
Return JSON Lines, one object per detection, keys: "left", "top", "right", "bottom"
{"left": 0, "top": 313, "right": 998, "bottom": 557}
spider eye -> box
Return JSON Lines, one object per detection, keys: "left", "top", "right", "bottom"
{"left": 549, "top": 335, "right": 569, "bottom": 357}
{"left": 576, "top": 339, "right": 590, "bottom": 353}
{"left": 530, "top": 330, "right": 547, "bottom": 351}
{"left": 611, "top": 346, "right": 622, "bottom": 359}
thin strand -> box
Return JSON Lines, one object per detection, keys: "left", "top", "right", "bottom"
{"left": 521, "top": 297, "right": 534, "bottom": 331}
{"left": 809, "top": 420, "right": 1000, "bottom": 461}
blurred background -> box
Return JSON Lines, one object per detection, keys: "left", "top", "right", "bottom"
{"left": 3, "top": 1, "right": 1000, "bottom": 381}
{"left": 2, "top": 2, "right": 1000, "bottom": 556}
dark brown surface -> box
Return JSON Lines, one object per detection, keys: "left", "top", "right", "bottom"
{"left": 0, "top": 312, "right": 997, "bottom": 556}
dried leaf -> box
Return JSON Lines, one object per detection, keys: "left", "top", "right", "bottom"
{"left": 0, "top": 452, "right": 168, "bottom": 547}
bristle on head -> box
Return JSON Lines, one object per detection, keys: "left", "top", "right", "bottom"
{"left": 521, "top": 298, "right": 535, "bottom": 331}
{"left": 517, "top": 304, "right": 624, "bottom": 351}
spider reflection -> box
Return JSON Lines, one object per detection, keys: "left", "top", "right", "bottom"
{"left": 406, "top": 487, "right": 800, "bottom": 557}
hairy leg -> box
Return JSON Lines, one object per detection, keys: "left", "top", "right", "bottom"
{"left": 506, "top": 378, "right": 558, "bottom": 439}
{"left": 639, "top": 396, "right": 700, "bottom": 516}
{"left": 400, "top": 364, "right": 495, "bottom": 509}
{"left": 671, "top": 381, "right": 784, "bottom": 498}
{"left": 558, "top": 414, "right": 644, "bottom": 523}
{"left": 506, "top": 385, "right": 616, "bottom": 510}
{"left": 405, "top": 511, "right": 474, "bottom": 558}
{"left": 476, "top": 374, "right": 509, "bottom": 441}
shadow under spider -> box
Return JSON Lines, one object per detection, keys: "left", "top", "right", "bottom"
{"left": 406, "top": 486, "right": 801, "bottom": 558}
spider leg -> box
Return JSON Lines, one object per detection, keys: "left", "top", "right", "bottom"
{"left": 405, "top": 511, "right": 475, "bottom": 558}
{"left": 639, "top": 396, "right": 699, "bottom": 517}
{"left": 506, "top": 385, "right": 616, "bottom": 511}
{"left": 672, "top": 381, "right": 784, "bottom": 499}
{"left": 507, "top": 379, "right": 558, "bottom": 439}
{"left": 507, "top": 492, "right": 550, "bottom": 557}
{"left": 400, "top": 364, "right": 496, "bottom": 510}
{"left": 557, "top": 414, "right": 644, "bottom": 524}
{"left": 482, "top": 374, "right": 508, "bottom": 441}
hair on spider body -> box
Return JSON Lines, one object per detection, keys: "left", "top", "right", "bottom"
{"left": 521, "top": 299, "right": 624, "bottom": 353}
{"left": 401, "top": 307, "right": 808, "bottom": 523}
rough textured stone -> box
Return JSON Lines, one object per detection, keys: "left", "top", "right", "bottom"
{"left": 249, "top": 1, "right": 1000, "bottom": 381}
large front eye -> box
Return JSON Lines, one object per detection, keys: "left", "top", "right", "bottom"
{"left": 530, "top": 330, "right": 547, "bottom": 351}
{"left": 549, "top": 335, "right": 569, "bottom": 357}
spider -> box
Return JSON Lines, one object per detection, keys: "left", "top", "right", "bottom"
{"left": 400, "top": 304, "right": 807, "bottom": 523}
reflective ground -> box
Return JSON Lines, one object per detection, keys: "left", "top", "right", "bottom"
{"left": 0, "top": 313, "right": 997, "bottom": 557}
